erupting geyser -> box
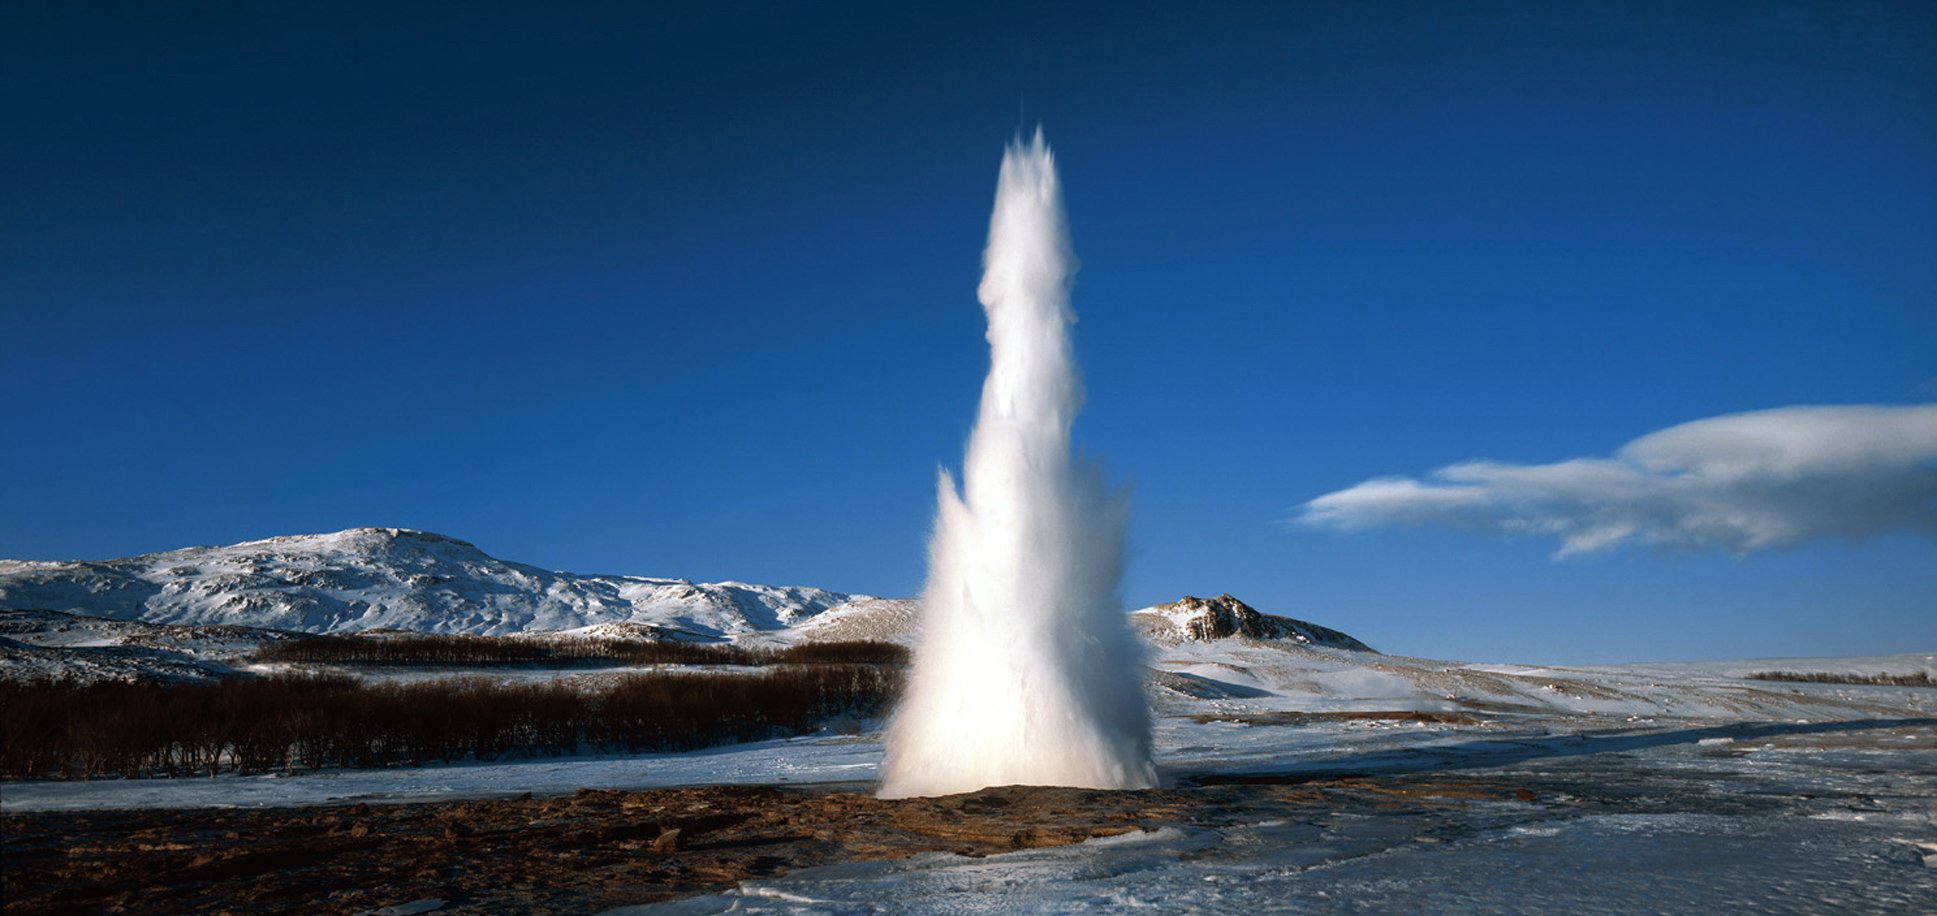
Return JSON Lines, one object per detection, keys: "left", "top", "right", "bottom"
{"left": 878, "top": 130, "right": 1158, "bottom": 799}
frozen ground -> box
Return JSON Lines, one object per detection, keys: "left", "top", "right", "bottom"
{"left": 630, "top": 707, "right": 1937, "bottom": 914}
{"left": 651, "top": 728, "right": 1937, "bottom": 914}
{"left": 6, "top": 643, "right": 1934, "bottom": 912}
{"left": 0, "top": 735, "right": 882, "bottom": 812}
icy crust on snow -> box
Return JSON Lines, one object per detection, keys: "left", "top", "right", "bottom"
{"left": 0, "top": 528, "right": 859, "bottom": 638}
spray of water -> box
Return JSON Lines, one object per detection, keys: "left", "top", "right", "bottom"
{"left": 878, "top": 130, "right": 1158, "bottom": 799}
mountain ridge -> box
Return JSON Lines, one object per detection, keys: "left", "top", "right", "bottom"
{"left": 0, "top": 529, "right": 1376, "bottom": 677}
{"left": 0, "top": 528, "right": 861, "bottom": 639}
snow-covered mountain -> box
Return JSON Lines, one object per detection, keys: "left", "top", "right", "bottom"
{"left": 0, "top": 528, "right": 860, "bottom": 638}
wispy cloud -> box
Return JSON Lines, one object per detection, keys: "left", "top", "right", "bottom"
{"left": 1298, "top": 404, "right": 1937, "bottom": 556}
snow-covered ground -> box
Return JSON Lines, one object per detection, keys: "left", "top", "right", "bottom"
{"left": 7, "top": 649, "right": 1929, "bottom": 811}
{"left": 0, "top": 735, "right": 884, "bottom": 813}
{"left": 5, "top": 639, "right": 1934, "bottom": 912}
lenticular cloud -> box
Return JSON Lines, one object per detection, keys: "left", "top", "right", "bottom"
{"left": 1298, "top": 404, "right": 1937, "bottom": 556}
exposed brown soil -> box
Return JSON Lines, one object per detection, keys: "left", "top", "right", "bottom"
{"left": 1, "top": 775, "right": 1524, "bottom": 914}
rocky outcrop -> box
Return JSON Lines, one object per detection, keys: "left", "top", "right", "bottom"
{"left": 1132, "top": 594, "right": 1375, "bottom": 652}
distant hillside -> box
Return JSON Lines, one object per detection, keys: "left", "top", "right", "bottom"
{"left": 0, "top": 530, "right": 1381, "bottom": 683}
{"left": 765, "top": 593, "right": 1376, "bottom": 653}
{"left": 0, "top": 608, "right": 310, "bottom": 683}
{"left": 0, "top": 528, "right": 859, "bottom": 638}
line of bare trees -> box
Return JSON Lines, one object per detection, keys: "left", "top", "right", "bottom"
{"left": 1747, "top": 670, "right": 1933, "bottom": 687}
{"left": 1, "top": 662, "right": 902, "bottom": 780}
{"left": 252, "top": 635, "right": 910, "bottom": 668}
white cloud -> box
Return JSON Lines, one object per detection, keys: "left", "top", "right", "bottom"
{"left": 1298, "top": 404, "right": 1937, "bottom": 556}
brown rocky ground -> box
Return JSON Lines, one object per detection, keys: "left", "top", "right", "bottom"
{"left": 1, "top": 774, "right": 1524, "bottom": 914}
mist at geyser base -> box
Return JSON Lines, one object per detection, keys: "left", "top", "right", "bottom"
{"left": 878, "top": 130, "right": 1158, "bottom": 799}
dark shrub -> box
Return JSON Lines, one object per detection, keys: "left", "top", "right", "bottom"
{"left": 0, "top": 660, "right": 904, "bottom": 780}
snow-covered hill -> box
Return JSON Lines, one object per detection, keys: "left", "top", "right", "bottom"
{"left": 0, "top": 528, "right": 859, "bottom": 638}
{"left": 736, "top": 598, "right": 922, "bottom": 649}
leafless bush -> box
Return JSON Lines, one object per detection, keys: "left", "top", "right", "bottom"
{"left": 252, "top": 634, "right": 749, "bottom": 667}
{"left": 769, "top": 641, "right": 910, "bottom": 666}
{"left": 252, "top": 635, "right": 909, "bottom": 668}
{"left": 1746, "top": 670, "right": 1933, "bottom": 687}
{"left": 0, "top": 663, "right": 903, "bottom": 780}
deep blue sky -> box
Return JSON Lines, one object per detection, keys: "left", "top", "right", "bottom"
{"left": 5, "top": 2, "right": 1933, "bottom": 662}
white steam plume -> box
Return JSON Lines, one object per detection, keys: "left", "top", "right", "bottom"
{"left": 878, "top": 130, "right": 1157, "bottom": 799}
{"left": 1298, "top": 403, "right": 1937, "bottom": 556}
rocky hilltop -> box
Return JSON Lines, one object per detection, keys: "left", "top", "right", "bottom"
{"left": 1132, "top": 594, "right": 1375, "bottom": 652}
